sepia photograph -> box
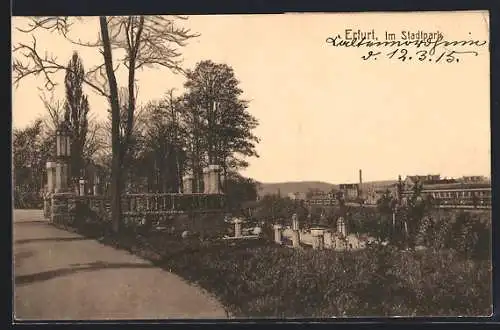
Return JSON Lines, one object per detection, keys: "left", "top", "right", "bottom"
{"left": 12, "top": 11, "right": 492, "bottom": 320}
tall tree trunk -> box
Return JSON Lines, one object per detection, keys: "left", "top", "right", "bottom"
{"left": 100, "top": 16, "right": 122, "bottom": 234}
{"left": 169, "top": 97, "right": 182, "bottom": 193}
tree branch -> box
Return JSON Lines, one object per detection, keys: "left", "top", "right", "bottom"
{"left": 13, "top": 37, "right": 111, "bottom": 98}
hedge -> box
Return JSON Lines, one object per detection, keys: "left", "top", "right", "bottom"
{"left": 64, "top": 219, "right": 492, "bottom": 318}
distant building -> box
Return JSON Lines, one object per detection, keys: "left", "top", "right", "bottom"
{"left": 307, "top": 192, "right": 336, "bottom": 206}
{"left": 459, "top": 175, "right": 488, "bottom": 183}
{"left": 339, "top": 183, "right": 360, "bottom": 201}
{"left": 288, "top": 192, "right": 307, "bottom": 200}
{"left": 402, "top": 174, "right": 491, "bottom": 207}
{"left": 405, "top": 174, "right": 444, "bottom": 186}
{"left": 363, "top": 183, "right": 398, "bottom": 205}
{"left": 365, "top": 187, "right": 388, "bottom": 205}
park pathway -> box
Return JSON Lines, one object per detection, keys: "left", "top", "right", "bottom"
{"left": 13, "top": 209, "right": 228, "bottom": 320}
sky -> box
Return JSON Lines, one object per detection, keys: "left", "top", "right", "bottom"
{"left": 11, "top": 12, "right": 491, "bottom": 184}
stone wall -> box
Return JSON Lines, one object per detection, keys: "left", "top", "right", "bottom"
{"left": 44, "top": 193, "right": 227, "bottom": 236}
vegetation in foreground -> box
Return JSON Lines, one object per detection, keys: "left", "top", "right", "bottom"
{"left": 67, "top": 219, "right": 491, "bottom": 318}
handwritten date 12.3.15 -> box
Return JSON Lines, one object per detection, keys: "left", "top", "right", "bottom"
{"left": 361, "top": 48, "right": 479, "bottom": 63}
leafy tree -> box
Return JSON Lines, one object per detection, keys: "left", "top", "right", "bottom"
{"left": 13, "top": 16, "right": 198, "bottom": 232}
{"left": 377, "top": 189, "right": 394, "bottom": 214}
{"left": 130, "top": 93, "right": 187, "bottom": 192}
{"left": 335, "top": 190, "right": 347, "bottom": 228}
{"left": 394, "top": 178, "right": 436, "bottom": 249}
{"left": 182, "top": 60, "right": 260, "bottom": 189}
{"left": 254, "top": 195, "right": 308, "bottom": 226}
{"left": 375, "top": 189, "right": 396, "bottom": 241}
{"left": 13, "top": 118, "right": 54, "bottom": 208}
{"left": 13, "top": 119, "right": 45, "bottom": 191}
{"left": 224, "top": 172, "right": 259, "bottom": 210}
{"left": 63, "top": 52, "right": 90, "bottom": 179}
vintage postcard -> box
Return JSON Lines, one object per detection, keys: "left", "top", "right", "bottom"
{"left": 12, "top": 11, "right": 491, "bottom": 320}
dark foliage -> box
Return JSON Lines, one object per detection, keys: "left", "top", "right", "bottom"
{"left": 62, "top": 214, "right": 491, "bottom": 318}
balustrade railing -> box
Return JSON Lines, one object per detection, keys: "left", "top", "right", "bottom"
{"left": 121, "top": 193, "right": 226, "bottom": 215}
{"left": 69, "top": 195, "right": 111, "bottom": 224}
{"left": 44, "top": 192, "right": 226, "bottom": 228}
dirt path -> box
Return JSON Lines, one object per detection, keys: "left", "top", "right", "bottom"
{"left": 13, "top": 209, "right": 228, "bottom": 320}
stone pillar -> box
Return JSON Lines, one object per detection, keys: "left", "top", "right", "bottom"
{"left": 74, "top": 180, "right": 80, "bottom": 195}
{"left": 93, "top": 174, "right": 100, "bottom": 195}
{"left": 55, "top": 162, "right": 69, "bottom": 193}
{"left": 79, "top": 178, "right": 86, "bottom": 196}
{"left": 324, "top": 231, "right": 333, "bottom": 249}
{"left": 209, "top": 165, "right": 221, "bottom": 194}
{"left": 291, "top": 229, "right": 300, "bottom": 248}
{"left": 202, "top": 167, "right": 211, "bottom": 193}
{"left": 337, "top": 217, "right": 347, "bottom": 237}
{"left": 63, "top": 164, "right": 70, "bottom": 190}
{"left": 311, "top": 228, "right": 325, "bottom": 250}
{"left": 66, "top": 136, "right": 71, "bottom": 156}
{"left": 233, "top": 218, "right": 243, "bottom": 238}
{"left": 273, "top": 224, "right": 283, "bottom": 244}
{"left": 183, "top": 174, "right": 194, "bottom": 194}
{"left": 292, "top": 213, "right": 299, "bottom": 231}
{"left": 46, "top": 162, "right": 56, "bottom": 193}
{"left": 55, "top": 163, "right": 63, "bottom": 193}
{"left": 43, "top": 197, "right": 51, "bottom": 219}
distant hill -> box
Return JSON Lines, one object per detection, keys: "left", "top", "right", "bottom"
{"left": 257, "top": 180, "right": 398, "bottom": 197}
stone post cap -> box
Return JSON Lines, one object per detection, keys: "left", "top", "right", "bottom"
{"left": 231, "top": 217, "right": 244, "bottom": 224}
{"left": 79, "top": 179, "right": 86, "bottom": 183}
{"left": 273, "top": 224, "right": 283, "bottom": 229}
{"left": 208, "top": 164, "right": 221, "bottom": 171}
{"left": 202, "top": 167, "right": 210, "bottom": 173}
{"left": 183, "top": 174, "right": 194, "bottom": 180}
{"left": 46, "top": 161, "right": 56, "bottom": 168}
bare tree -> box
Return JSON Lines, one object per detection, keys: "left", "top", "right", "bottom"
{"left": 39, "top": 91, "right": 65, "bottom": 134}
{"left": 39, "top": 90, "right": 106, "bottom": 169}
{"left": 13, "top": 16, "right": 198, "bottom": 233}
{"left": 137, "top": 90, "right": 187, "bottom": 193}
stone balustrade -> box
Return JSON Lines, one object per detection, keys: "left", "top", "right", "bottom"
{"left": 44, "top": 192, "right": 226, "bottom": 228}
{"left": 121, "top": 193, "right": 226, "bottom": 215}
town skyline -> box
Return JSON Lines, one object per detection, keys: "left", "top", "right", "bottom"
{"left": 12, "top": 12, "right": 491, "bottom": 184}
{"left": 257, "top": 172, "right": 490, "bottom": 186}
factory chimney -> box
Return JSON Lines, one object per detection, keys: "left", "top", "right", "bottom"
{"left": 359, "top": 169, "right": 363, "bottom": 185}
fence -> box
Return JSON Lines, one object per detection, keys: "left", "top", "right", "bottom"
{"left": 45, "top": 192, "right": 227, "bottom": 232}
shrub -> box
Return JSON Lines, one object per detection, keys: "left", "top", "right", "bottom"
{"left": 155, "top": 240, "right": 491, "bottom": 317}
{"left": 14, "top": 191, "right": 43, "bottom": 209}
{"left": 63, "top": 212, "right": 492, "bottom": 317}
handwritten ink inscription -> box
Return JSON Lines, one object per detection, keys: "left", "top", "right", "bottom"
{"left": 325, "top": 30, "right": 487, "bottom": 63}
{"left": 361, "top": 49, "right": 479, "bottom": 63}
